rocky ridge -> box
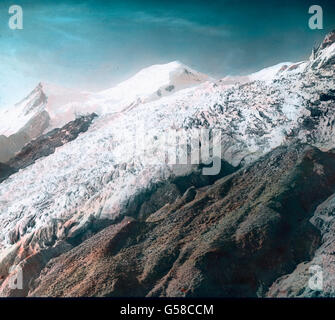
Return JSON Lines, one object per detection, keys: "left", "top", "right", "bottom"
{"left": 27, "top": 144, "right": 335, "bottom": 297}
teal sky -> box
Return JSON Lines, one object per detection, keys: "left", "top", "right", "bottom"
{"left": 0, "top": 0, "right": 334, "bottom": 107}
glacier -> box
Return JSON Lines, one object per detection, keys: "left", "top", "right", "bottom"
{"left": 0, "top": 32, "right": 335, "bottom": 296}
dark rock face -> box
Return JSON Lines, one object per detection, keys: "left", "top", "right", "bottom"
{"left": 268, "top": 185, "right": 335, "bottom": 297}
{"left": 28, "top": 144, "right": 335, "bottom": 297}
{"left": 319, "top": 90, "right": 335, "bottom": 101}
{"left": 0, "top": 111, "right": 50, "bottom": 163}
{"left": 0, "top": 163, "right": 15, "bottom": 183}
{"left": 0, "top": 113, "right": 97, "bottom": 183}
{"left": 319, "top": 30, "right": 335, "bottom": 51}
{"left": 165, "top": 85, "right": 175, "bottom": 92}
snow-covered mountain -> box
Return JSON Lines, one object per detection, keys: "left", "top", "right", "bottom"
{"left": 0, "top": 61, "right": 209, "bottom": 163}
{"left": 92, "top": 61, "right": 211, "bottom": 113}
{"left": 0, "top": 31, "right": 335, "bottom": 297}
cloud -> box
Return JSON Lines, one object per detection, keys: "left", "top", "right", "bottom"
{"left": 130, "top": 11, "right": 230, "bottom": 37}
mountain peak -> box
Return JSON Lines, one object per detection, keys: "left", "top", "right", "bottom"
{"left": 320, "top": 30, "right": 335, "bottom": 50}
{"left": 18, "top": 83, "right": 47, "bottom": 116}
{"left": 309, "top": 30, "right": 335, "bottom": 68}
{"left": 97, "top": 61, "right": 210, "bottom": 107}
{"left": 125, "top": 61, "right": 208, "bottom": 82}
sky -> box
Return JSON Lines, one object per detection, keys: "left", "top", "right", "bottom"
{"left": 0, "top": 0, "right": 334, "bottom": 108}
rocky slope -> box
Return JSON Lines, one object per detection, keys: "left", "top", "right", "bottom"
{"left": 0, "top": 31, "right": 335, "bottom": 297}
{"left": 0, "top": 113, "right": 97, "bottom": 183}
{"left": 28, "top": 144, "right": 335, "bottom": 297}
{"left": 268, "top": 185, "right": 335, "bottom": 297}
